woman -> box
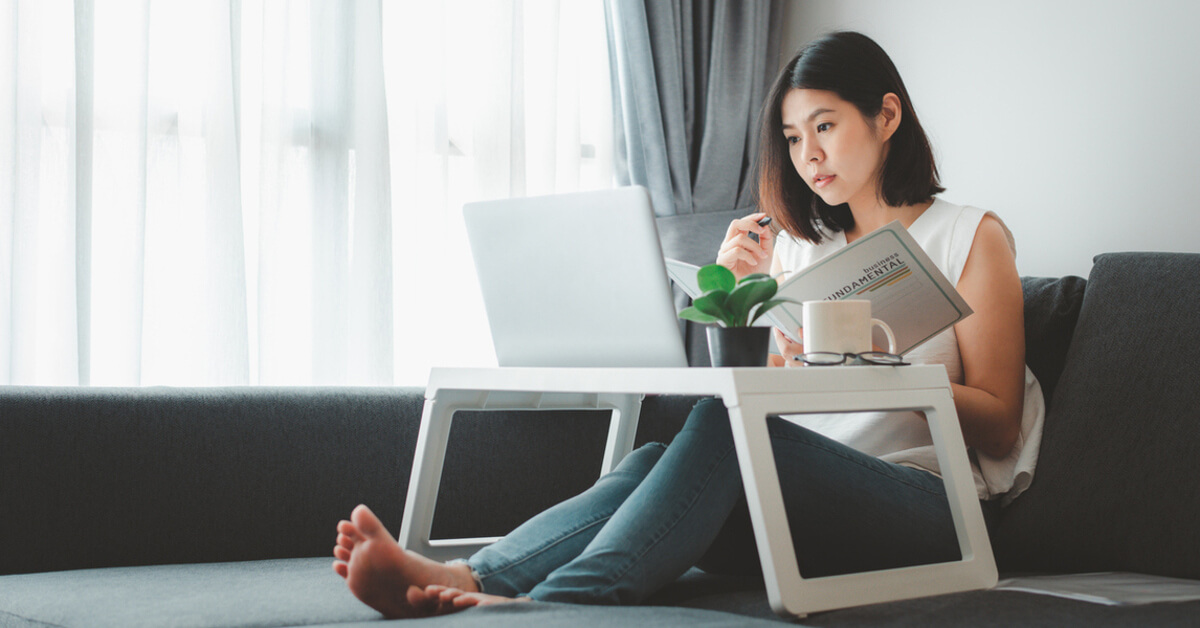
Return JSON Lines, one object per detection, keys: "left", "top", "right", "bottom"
{"left": 332, "top": 31, "right": 1044, "bottom": 618}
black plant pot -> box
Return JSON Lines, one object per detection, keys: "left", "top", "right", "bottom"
{"left": 706, "top": 326, "right": 771, "bottom": 367}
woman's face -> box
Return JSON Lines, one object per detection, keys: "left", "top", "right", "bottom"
{"left": 781, "top": 88, "right": 889, "bottom": 211}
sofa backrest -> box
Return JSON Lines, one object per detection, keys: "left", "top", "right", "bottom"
{"left": 0, "top": 387, "right": 426, "bottom": 575}
{"left": 0, "top": 385, "right": 701, "bottom": 576}
{"left": 1020, "top": 275, "right": 1087, "bottom": 405}
{"left": 656, "top": 209, "right": 747, "bottom": 366}
{"left": 995, "top": 252, "right": 1200, "bottom": 579}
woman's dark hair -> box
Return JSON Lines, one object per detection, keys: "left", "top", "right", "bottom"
{"left": 756, "top": 31, "right": 944, "bottom": 243}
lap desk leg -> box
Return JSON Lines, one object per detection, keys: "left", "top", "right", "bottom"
{"left": 726, "top": 382, "right": 997, "bottom": 618}
{"left": 398, "top": 387, "right": 643, "bottom": 562}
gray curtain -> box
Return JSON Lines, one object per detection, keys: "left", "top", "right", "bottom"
{"left": 604, "top": 0, "right": 783, "bottom": 222}
{"left": 605, "top": 0, "right": 784, "bottom": 365}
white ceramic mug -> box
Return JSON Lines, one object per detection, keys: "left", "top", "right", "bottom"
{"left": 801, "top": 299, "right": 897, "bottom": 355}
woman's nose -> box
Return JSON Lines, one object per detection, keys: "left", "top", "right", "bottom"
{"left": 801, "top": 141, "right": 822, "bottom": 164}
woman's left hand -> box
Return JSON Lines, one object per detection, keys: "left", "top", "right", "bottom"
{"left": 773, "top": 328, "right": 804, "bottom": 366}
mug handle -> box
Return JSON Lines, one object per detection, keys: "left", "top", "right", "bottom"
{"left": 871, "top": 318, "right": 897, "bottom": 354}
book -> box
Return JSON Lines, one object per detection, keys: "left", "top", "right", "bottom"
{"left": 665, "top": 220, "right": 973, "bottom": 355}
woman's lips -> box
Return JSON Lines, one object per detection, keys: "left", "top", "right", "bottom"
{"left": 814, "top": 174, "right": 835, "bottom": 189}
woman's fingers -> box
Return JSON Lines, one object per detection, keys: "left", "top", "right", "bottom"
{"left": 720, "top": 231, "right": 770, "bottom": 260}
{"left": 725, "top": 215, "right": 773, "bottom": 249}
{"left": 717, "top": 237, "right": 765, "bottom": 269}
{"left": 718, "top": 213, "right": 775, "bottom": 277}
{"left": 774, "top": 327, "right": 804, "bottom": 362}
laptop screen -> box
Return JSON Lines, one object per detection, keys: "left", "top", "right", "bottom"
{"left": 463, "top": 186, "right": 688, "bottom": 368}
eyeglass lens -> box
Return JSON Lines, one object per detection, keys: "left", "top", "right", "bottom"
{"left": 798, "top": 351, "right": 907, "bottom": 366}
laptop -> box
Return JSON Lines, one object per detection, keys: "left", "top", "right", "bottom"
{"left": 463, "top": 186, "right": 689, "bottom": 368}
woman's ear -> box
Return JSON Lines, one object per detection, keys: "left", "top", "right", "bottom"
{"left": 877, "top": 93, "right": 902, "bottom": 142}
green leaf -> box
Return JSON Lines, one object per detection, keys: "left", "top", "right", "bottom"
{"left": 741, "top": 273, "right": 773, "bottom": 283}
{"left": 696, "top": 264, "right": 735, "bottom": 294}
{"left": 692, "top": 291, "right": 733, "bottom": 326}
{"left": 749, "top": 297, "right": 799, "bottom": 325}
{"left": 726, "top": 278, "right": 778, "bottom": 326}
{"left": 678, "top": 307, "right": 721, "bottom": 324}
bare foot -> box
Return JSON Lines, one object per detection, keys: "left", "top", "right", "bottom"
{"left": 332, "top": 505, "right": 479, "bottom": 619}
{"left": 424, "top": 584, "right": 532, "bottom": 611}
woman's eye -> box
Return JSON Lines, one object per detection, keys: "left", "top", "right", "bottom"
{"left": 786, "top": 136, "right": 800, "bottom": 145}
{"left": 816, "top": 122, "right": 832, "bottom": 133}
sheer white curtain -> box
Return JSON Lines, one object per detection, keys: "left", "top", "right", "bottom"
{"left": 1, "top": 0, "right": 613, "bottom": 386}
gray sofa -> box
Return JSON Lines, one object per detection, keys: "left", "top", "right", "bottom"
{"left": 2, "top": 251, "right": 1199, "bottom": 627}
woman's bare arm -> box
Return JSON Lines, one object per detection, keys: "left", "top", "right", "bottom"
{"left": 949, "top": 215, "right": 1026, "bottom": 458}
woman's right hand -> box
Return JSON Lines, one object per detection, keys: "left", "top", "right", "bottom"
{"left": 716, "top": 212, "right": 774, "bottom": 280}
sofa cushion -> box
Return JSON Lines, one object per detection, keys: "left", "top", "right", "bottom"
{"left": 0, "top": 558, "right": 787, "bottom": 628}
{"left": 6, "top": 557, "right": 1199, "bottom": 627}
{"left": 1020, "top": 275, "right": 1087, "bottom": 404}
{"left": 783, "top": 589, "right": 1200, "bottom": 627}
{"left": 0, "top": 558, "right": 377, "bottom": 628}
{"left": 995, "top": 253, "right": 1200, "bottom": 579}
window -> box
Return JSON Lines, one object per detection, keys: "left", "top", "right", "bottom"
{"left": 1, "top": 0, "right": 614, "bottom": 386}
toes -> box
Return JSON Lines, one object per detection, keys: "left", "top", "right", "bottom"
{"left": 337, "top": 520, "right": 361, "bottom": 541}
{"left": 452, "top": 592, "right": 484, "bottom": 608}
{"left": 448, "top": 592, "right": 526, "bottom": 608}
{"left": 405, "top": 584, "right": 438, "bottom": 616}
{"left": 334, "top": 546, "right": 351, "bottom": 562}
{"left": 333, "top": 561, "right": 349, "bottom": 579}
{"left": 337, "top": 532, "right": 355, "bottom": 550}
{"left": 351, "top": 504, "right": 389, "bottom": 538}
{"left": 437, "top": 587, "right": 466, "bottom": 614}
{"left": 416, "top": 584, "right": 471, "bottom": 616}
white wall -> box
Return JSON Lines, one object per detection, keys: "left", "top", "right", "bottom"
{"left": 780, "top": 0, "right": 1200, "bottom": 278}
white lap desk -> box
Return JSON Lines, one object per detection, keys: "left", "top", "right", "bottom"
{"left": 399, "top": 366, "right": 997, "bottom": 618}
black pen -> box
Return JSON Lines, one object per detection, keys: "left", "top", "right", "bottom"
{"left": 750, "top": 216, "right": 771, "bottom": 243}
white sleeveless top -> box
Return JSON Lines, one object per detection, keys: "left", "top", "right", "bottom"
{"left": 773, "top": 198, "right": 1045, "bottom": 504}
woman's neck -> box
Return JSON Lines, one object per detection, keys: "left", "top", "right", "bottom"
{"left": 844, "top": 198, "right": 934, "bottom": 242}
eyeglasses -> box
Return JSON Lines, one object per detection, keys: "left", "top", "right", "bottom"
{"left": 793, "top": 351, "right": 909, "bottom": 366}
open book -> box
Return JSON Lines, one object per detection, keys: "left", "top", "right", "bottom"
{"left": 665, "top": 221, "right": 973, "bottom": 355}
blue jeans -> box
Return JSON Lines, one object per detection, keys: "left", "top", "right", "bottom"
{"left": 465, "top": 397, "right": 971, "bottom": 604}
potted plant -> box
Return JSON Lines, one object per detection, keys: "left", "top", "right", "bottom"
{"left": 678, "top": 264, "right": 795, "bottom": 367}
